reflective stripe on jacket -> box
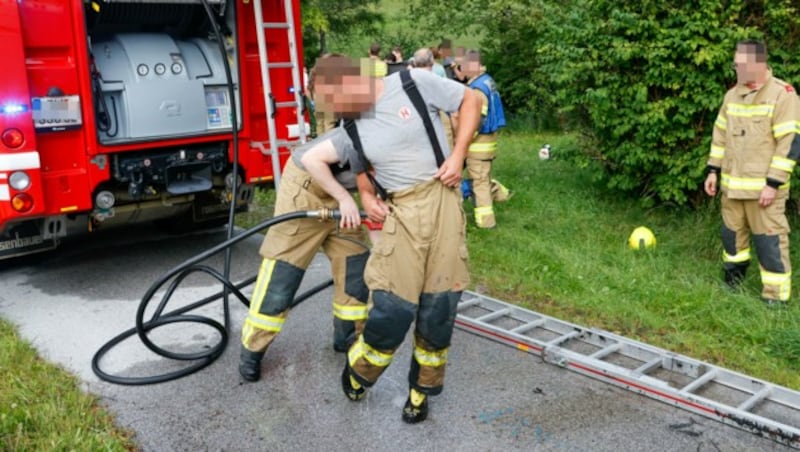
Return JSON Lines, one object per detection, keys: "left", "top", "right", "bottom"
{"left": 707, "top": 72, "right": 800, "bottom": 199}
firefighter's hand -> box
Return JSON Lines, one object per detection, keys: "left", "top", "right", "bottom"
{"left": 759, "top": 185, "right": 777, "bottom": 207}
{"left": 362, "top": 192, "right": 390, "bottom": 223}
{"left": 704, "top": 173, "right": 717, "bottom": 197}
{"left": 337, "top": 196, "right": 361, "bottom": 229}
{"left": 434, "top": 157, "right": 463, "bottom": 188}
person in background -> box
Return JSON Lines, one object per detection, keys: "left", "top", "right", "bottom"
{"left": 455, "top": 49, "right": 511, "bottom": 228}
{"left": 704, "top": 39, "right": 800, "bottom": 306}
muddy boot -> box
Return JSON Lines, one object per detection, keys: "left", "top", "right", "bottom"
{"left": 401, "top": 388, "right": 429, "bottom": 424}
{"left": 239, "top": 346, "right": 265, "bottom": 382}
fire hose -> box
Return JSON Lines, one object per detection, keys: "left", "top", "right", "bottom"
{"left": 92, "top": 208, "right": 367, "bottom": 385}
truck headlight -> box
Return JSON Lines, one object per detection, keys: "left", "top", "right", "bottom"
{"left": 95, "top": 190, "right": 116, "bottom": 210}
{"left": 9, "top": 171, "right": 31, "bottom": 190}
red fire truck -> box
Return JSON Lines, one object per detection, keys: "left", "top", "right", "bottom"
{"left": 0, "top": 0, "right": 306, "bottom": 259}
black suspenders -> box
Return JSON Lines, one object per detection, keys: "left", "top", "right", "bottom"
{"left": 344, "top": 70, "right": 446, "bottom": 199}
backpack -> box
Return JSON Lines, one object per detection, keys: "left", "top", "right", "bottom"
{"left": 469, "top": 73, "right": 506, "bottom": 134}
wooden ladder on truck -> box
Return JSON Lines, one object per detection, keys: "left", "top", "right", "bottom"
{"left": 250, "top": 0, "right": 307, "bottom": 190}
{"left": 455, "top": 290, "right": 800, "bottom": 449}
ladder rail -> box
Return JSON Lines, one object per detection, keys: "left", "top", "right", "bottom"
{"left": 251, "top": 0, "right": 306, "bottom": 190}
{"left": 251, "top": 0, "right": 282, "bottom": 189}
{"left": 454, "top": 290, "right": 800, "bottom": 449}
{"left": 281, "top": 0, "right": 307, "bottom": 146}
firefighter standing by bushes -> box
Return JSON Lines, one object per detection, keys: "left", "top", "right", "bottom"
{"left": 704, "top": 39, "right": 800, "bottom": 306}
{"left": 456, "top": 50, "right": 510, "bottom": 228}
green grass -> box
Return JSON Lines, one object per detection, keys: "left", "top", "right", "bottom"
{"left": 465, "top": 131, "right": 800, "bottom": 390}
{"left": 0, "top": 321, "right": 136, "bottom": 451}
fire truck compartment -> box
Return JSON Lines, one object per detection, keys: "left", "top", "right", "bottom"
{"left": 91, "top": 33, "right": 238, "bottom": 144}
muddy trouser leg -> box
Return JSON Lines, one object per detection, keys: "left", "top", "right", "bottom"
{"left": 324, "top": 227, "right": 370, "bottom": 351}
{"left": 347, "top": 290, "right": 416, "bottom": 387}
{"left": 410, "top": 185, "right": 470, "bottom": 395}
{"left": 408, "top": 291, "right": 461, "bottom": 395}
{"left": 348, "top": 182, "right": 469, "bottom": 393}
{"left": 720, "top": 196, "right": 751, "bottom": 287}
{"left": 746, "top": 197, "right": 792, "bottom": 301}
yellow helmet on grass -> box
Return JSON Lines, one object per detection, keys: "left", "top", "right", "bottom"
{"left": 628, "top": 226, "right": 656, "bottom": 250}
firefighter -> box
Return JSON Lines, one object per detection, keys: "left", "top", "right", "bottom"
{"left": 457, "top": 50, "right": 510, "bottom": 228}
{"left": 704, "top": 39, "right": 800, "bottom": 306}
{"left": 238, "top": 130, "right": 369, "bottom": 382}
{"left": 303, "top": 55, "right": 482, "bottom": 423}
{"left": 368, "top": 42, "right": 388, "bottom": 78}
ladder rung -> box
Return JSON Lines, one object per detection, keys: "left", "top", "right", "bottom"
{"left": 267, "top": 62, "right": 297, "bottom": 69}
{"left": 545, "top": 330, "right": 581, "bottom": 347}
{"left": 680, "top": 369, "right": 717, "bottom": 394}
{"left": 738, "top": 385, "right": 772, "bottom": 412}
{"left": 634, "top": 357, "right": 662, "bottom": 375}
{"left": 251, "top": 139, "right": 300, "bottom": 155}
{"left": 457, "top": 298, "right": 481, "bottom": 311}
{"left": 453, "top": 290, "right": 800, "bottom": 449}
{"left": 474, "top": 308, "right": 512, "bottom": 323}
{"left": 275, "top": 101, "right": 299, "bottom": 109}
{"left": 262, "top": 22, "right": 290, "bottom": 29}
{"left": 589, "top": 342, "right": 621, "bottom": 360}
{"left": 510, "top": 319, "right": 545, "bottom": 334}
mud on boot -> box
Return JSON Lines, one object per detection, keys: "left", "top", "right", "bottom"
{"left": 401, "top": 395, "right": 429, "bottom": 424}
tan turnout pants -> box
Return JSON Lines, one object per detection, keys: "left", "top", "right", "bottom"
{"left": 241, "top": 159, "right": 369, "bottom": 352}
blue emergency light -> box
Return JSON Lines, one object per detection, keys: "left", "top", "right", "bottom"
{"left": 1, "top": 103, "right": 29, "bottom": 114}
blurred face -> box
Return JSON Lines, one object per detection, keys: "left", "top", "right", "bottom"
{"left": 734, "top": 44, "right": 766, "bottom": 85}
{"left": 314, "top": 74, "right": 376, "bottom": 118}
{"left": 461, "top": 54, "right": 482, "bottom": 79}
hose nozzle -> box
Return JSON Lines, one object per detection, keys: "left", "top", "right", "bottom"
{"left": 308, "top": 208, "right": 367, "bottom": 221}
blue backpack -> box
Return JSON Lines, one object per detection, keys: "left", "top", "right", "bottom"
{"left": 469, "top": 73, "right": 506, "bottom": 134}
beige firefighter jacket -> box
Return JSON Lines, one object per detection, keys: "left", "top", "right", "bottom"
{"left": 707, "top": 72, "right": 800, "bottom": 199}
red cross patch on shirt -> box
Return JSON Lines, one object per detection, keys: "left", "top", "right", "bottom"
{"left": 398, "top": 106, "right": 412, "bottom": 120}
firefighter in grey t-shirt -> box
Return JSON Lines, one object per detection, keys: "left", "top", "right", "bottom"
{"left": 302, "top": 55, "right": 482, "bottom": 423}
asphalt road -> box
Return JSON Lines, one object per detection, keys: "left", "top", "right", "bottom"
{"left": 0, "top": 224, "right": 792, "bottom": 451}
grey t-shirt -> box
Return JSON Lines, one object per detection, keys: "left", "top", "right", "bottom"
{"left": 327, "top": 69, "right": 466, "bottom": 192}
{"left": 291, "top": 127, "right": 357, "bottom": 190}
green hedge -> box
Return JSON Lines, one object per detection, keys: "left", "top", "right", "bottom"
{"left": 480, "top": 0, "right": 800, "bottom": 207}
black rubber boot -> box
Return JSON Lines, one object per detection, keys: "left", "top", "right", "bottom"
{"left": 723, "top": 264, "right": 748, "bottom": 289}
{"left": 401, "top": 395, "right": 429, "bottom": 424}
{"left": 341, "top": 362, "right": 366, "bottom": 401}
{"left": 239, "top": 346, "right": 264, "bottom": 382}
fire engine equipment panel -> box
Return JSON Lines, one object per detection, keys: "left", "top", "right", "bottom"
{"left": 91, "top": 33, "right": 239, "bottom": 144}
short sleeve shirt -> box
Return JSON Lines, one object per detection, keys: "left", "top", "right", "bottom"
{"left": 291, "top": 128, "right": 357, "bottom": 190}
{"left": 326, "top": 69, "right": 466, "bottom": 191}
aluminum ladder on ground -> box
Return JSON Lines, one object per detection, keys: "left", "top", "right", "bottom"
{"left": 251, "top": 0, "right": 306, "bottom": 189}
{"left": 454, "top": 290, "right": 800, "bottom": 449}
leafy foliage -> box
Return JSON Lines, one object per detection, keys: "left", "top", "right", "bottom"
{"left": 477, "top": 0, "right": 800, "bottom": 206}
{"left": 300, "top": 0, "right": 383, "bottom": 66}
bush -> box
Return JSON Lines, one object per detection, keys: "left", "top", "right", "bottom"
{"left": 481, "top": 0, "right": 800, "bottom": 207}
